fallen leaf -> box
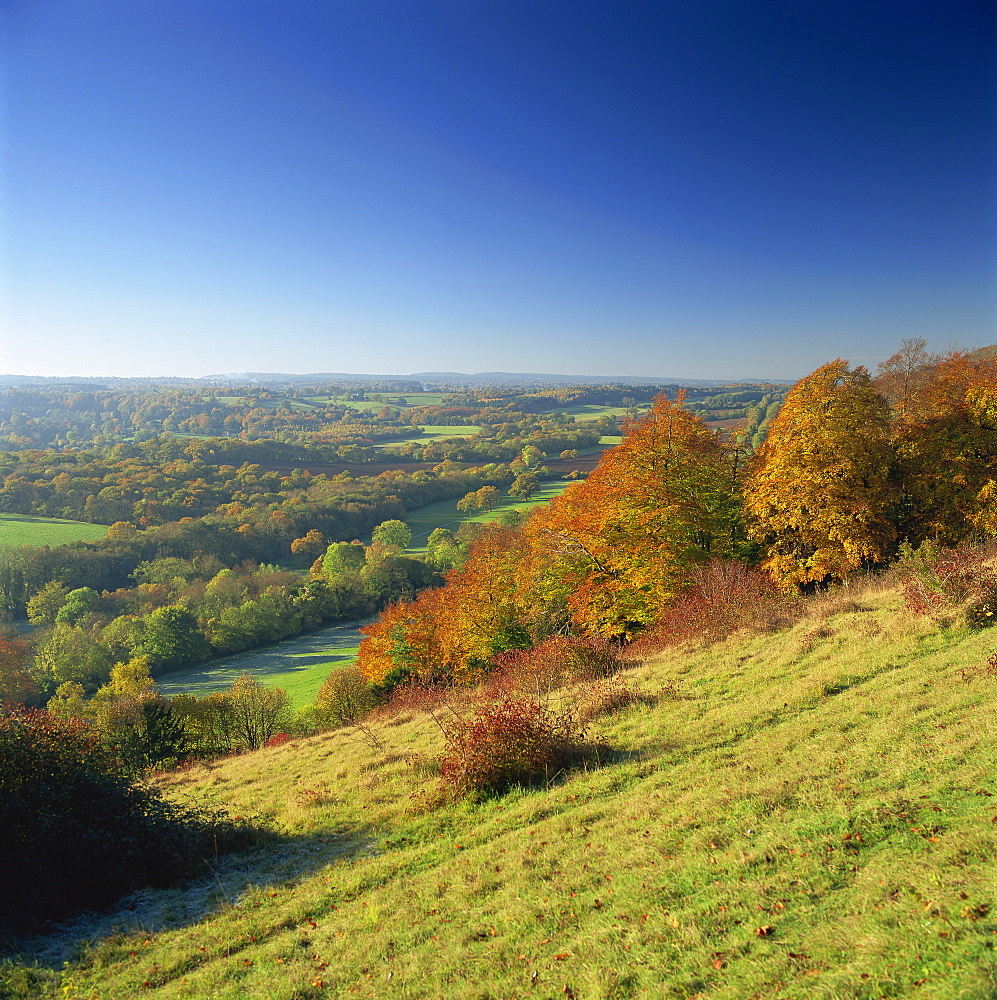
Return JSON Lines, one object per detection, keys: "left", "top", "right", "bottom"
{"left": 755, "top": 925, "right": 774, "bottom": 937}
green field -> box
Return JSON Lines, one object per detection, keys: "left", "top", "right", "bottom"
{"left": 561, "top": 403, "right": 648, "bottom": 420}
{"left": 404, "top": 480, "right": 573, "bottom": 549}
{"left": 399, "top": 424, "right": 481, "bottom": 443}
{"left": 0, "top": 513, "right": 107, "bottom": 548}
{"left": 154, "top": 619, "right": 368, "bottom": 709}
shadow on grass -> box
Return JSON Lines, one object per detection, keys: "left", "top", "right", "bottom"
{"left": 4, "top": 824, "right": 378, "bottom": 970}
{"left": 155, "top": 618, "right": 372, "bottom": 698}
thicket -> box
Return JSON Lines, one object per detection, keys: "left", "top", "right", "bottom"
{"left": 0, "top": 705, "right": 255, "bottom": 934}
{"left": 434, "top": 697, "right": 594, "bottom": 798}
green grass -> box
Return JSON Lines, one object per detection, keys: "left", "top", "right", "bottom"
{"left": 154, "top": 621, "right": 368, "bottom": 709}
{"left": 404, "top": 480, "right": 573, "bottom": 549}
{"left": 0, "top": 513, "right": 107, "bottom": 548}
{"left": 562, "top": 403, "right": 648, "bottom": 420}
{"left": 12, "top": 577, "right": 997, "bottom": 998}
{"left": 402, "top": 425, "right": 481, "bottom": 443}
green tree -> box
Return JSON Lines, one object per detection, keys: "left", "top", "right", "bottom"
{"left": 371, "top": 519, "right": 412, "bottom": 549}
{"left": 54, "top": 587, "right": 98, "bottom": 625}
{"left": 509, "top": 472, "right": 540, "bottom": 501}
{"left": 322, "top": 541, "right": 367, "bottom": 580}
{"left": 134, "top": 605, "right": 210, "bottom": 673}
{"left": 521, "top": 445, "right": 544, "bottom": 468}
{"left": 26, "top": 581, "right": 70, "bottom": 626}
{"left": 426, "top": 527, "right": 462, "bottom": 571}
{"left": 227, "top": 674, "right": 291, "bottom": 749}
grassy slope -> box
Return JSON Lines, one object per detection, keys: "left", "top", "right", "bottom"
{"left": 0, "top": 513, "right": 107, "bottom": 548}
{"left": 14, "top": 580, "right": 997, "bottom": 999}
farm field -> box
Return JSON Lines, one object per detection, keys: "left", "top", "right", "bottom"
{"left": 404, "top": 479, "right": 573, "bottom": 549}
{"left": 561, "top": 403, "right": 649, "bottom": 420}
{"left": 154, "top": 619, "right": 368, "bottom": 709}
{"left": 0, "top": 513, "right": 107, "bottom": 548}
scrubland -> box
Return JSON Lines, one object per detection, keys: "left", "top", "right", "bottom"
{"left": 6, "top": 574, "right": 997, "bottom": 1000}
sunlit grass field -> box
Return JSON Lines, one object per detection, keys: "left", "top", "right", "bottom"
{"left": 0, "top": 513, "right": 107, "bottom": 548}
{"left": 404, "top": 480, "right": 573, "bottom": 549}
{"left": 12, "top": 577, "right": 997, "bottom": 999}
{"left": 397, "top": 425, "right": 481, "bottom": 443}
{"left": 154, "top": 621, "right": 367, "bottom": 709}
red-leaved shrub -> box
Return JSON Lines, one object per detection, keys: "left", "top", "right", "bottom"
{"left": 488, "top": 636, "right": 637, "bottom": 699}
{"left": 436, "top": 697, "right": 592, "bottom": 797}
{"left": 628, "top": 559, "right": 799, "bottom": 655}
{"left": 899, "top": 542, "right": 997, "bottom": 626}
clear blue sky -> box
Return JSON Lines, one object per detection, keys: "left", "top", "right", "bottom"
{"left": 2, "top": 0, "right": 994, "bottom": 381}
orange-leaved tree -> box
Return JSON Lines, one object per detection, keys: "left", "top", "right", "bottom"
{"left": 521, "top": 393, "right": 740, "bottom": 637}
{"left": 745, "top": 360, "right": 894, "bottom": 588}
{"left": 357, "top": 526, "right": 529, "bottom": 689}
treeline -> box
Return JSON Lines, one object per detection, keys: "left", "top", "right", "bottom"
{"left": 0, "top": 386, "right": 423, "bottom": 449}
{"left": 355, "top": 342, "right": 997, "bottom": 692}
{"left": 0, "top": 462, "right": 515, "bottom": 617}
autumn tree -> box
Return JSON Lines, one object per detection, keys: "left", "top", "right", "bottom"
{"left": 508, "top": 472, "right": 540, "bottom": 501}
{"left": 524, "top": 393, "right": 740, "bottom": 636}
{"left": 0, "top": 636, "right": 37, "bottom": 705}
{"left": 745, "top": 360, "right": 895, "bottom": 588}
{"left": 456, "top": 486, "right": 500, "bottom": 514}
{"left": 290, "top": 528, "right": 325, "bottom": 558}
{"left": 877, "top": 349, "right": 997, "bottom": 543}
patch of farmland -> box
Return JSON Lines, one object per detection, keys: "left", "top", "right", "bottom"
{"left": 0, "top": 514, "right": 108, "bottom": 548}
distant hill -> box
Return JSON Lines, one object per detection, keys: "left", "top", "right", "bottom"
{"left": 0, "top": 370, "right": 792, "bottom": 390}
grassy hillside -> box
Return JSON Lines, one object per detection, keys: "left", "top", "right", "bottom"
{"left": 8, "top": 577, "right": 997, "bottom": 999}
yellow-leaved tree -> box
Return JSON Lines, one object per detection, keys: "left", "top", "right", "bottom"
{"left": 745, "top": 360, "right": 895, "bottom": 588}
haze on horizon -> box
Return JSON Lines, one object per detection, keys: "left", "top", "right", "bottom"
{"left": 2, "top": 1, "right": 994, "bottom": 383}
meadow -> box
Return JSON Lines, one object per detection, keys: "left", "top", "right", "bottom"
{"left": 11, "top": 573, "right": 997, "bottom": 999}
{"left": 404, "top": 479, "right": 573, "bottom": 548}
{"left": 154, "top": 620, "right": 368, "bottom": 709}
{"left": 0, "top": 514, "right": 107, "bottom": 548}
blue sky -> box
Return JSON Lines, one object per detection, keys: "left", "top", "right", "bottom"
{"left": 2, "top": 0, "right": 994, "bottom": 381}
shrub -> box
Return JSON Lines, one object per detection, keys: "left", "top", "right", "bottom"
{"left": 627, "top": 559, "right": 800, "bottom": 655}
{"left": 488, "top": 636, "right": 637, "bottom": 699}
{"left": 436, "top": 697, "right": 592, "bottom": 798}
{"left": 315, "top": 665, "right": 379, "bottom": 728}
{"left": 898, "top": 541, "right": 997, "bottom": 627}
{"left": 0, "top": 705, "right": 254, "bottom": 934}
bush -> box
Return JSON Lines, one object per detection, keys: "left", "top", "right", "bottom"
{"left": 315, "top": 665, "right": 379, "bottom": 728}
{"left": 0, "top": 705, "right": 254, "bottom": 934}
{"left": 627, "top": 559, "right": 800, "bottom": 655}
{"left": 436, "top": 697, "right": 592, "bottom": 798}
{"left": 898, "top": 541, "right": 997, "bottom": 627}
{"left": 488, "top": 636, "right": 637, "bottom": 699}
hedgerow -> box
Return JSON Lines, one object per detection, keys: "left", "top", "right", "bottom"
{"left": 0, "top": 705, "right": 256, "bottom": 934}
